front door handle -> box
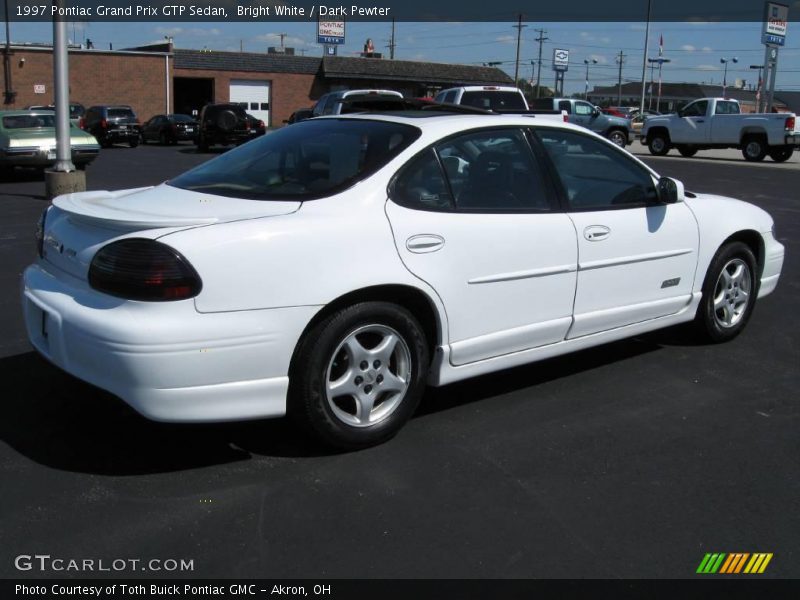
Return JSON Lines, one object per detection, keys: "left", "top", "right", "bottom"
{"left": 406, "top": 234, "right": 445, "bottom": 253}
{"left": 584, "top": 225, "right": 610, "bottom": 242}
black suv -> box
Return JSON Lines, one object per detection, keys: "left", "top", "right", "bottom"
{"left": 82, "top": 105, "right": 141, "bottom": 148}
{"left": 195, "top": 103, "right": 254, "bottom": 151}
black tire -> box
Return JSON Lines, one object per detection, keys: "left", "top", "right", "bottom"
{"left": 289, "top": 302, "right": 430, "bottom": 449}
{"left": 197, "top": 134, "right": 209, "bottom": 152}
{"left": 741, "top": 135, "right": 767, "bottom": 162}
{"left": 694, "top": 241, "right": 758, "bottom": 343}
{"left": 677, "top": 145, "right": 698, "bottom": 157}
{"left": 140, "top": 133, "right": 147, "bottom": 145}
{"left": 159, "top": 131, "right": 168, "bottom": 145}
{"left": 128, "top": 137, "right": 139, "bottom": 148}
{"left": 607, "top": 129, "right": 628, "bottom": 148}
{"left": 216, "top": 110, "right": 238, "bottom": 132}
{"left": 647, "top": 132, "right": 670, "bottom": 156}
{"left": 100, "top": 139, "right": 112, "bottom": 149}
{"left": 768, "top": 146, "right": 794, "bottom": 163}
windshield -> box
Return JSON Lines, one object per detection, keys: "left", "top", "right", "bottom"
{"left": 169, "top": 118, "right": 421, "bottom": 200}
{"left": 3, "top": 114, "right": 56, "bottom": 129}
{"left": 108, "top": 108, "right": 136, "bottom": 119}
{"left": 461, "top": 91, "right": 527, "bottom": 111}
{"left": 170, "top": 114, "right": 195, "bottom": 122}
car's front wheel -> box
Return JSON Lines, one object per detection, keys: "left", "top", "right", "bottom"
{"left": 695, "top": 241, "right": 758, "bottom": 343}
{"left": 648, "top": 132, "right": 670, "bottom": 156}
{"left": 607, "top": 129, "right": 627, "bottom": 148}
{"left": 289, "top": 302, "right": 430, "bottom": 449}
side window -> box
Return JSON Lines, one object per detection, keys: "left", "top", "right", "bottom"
{"left": 312, "top": 95, "right": 328, "bottom": 116}
{"left": 391, "top": 149, "right": 453, "bottom": 211}
{"left": 558, "top": 100, "right": 572, "bottom": 114}
{"left": 435, "top": 128, "right": 553, "bottom": 212}
{"left": 715, "top": 101, "right": 740, "bottom": 115}
{"left": 535, "top": 129, "right": 658, "bottom": 210}
{"left": 683, "top": 101, "right": 707, "bottom": 117}
{"left": 322, "top": 95, "right": 340, "bottom": 115}
{"left": 574, "top": 102, "right": 593, "bottom": 116}
{"left": 444, "top": 91, "right": 457, "bottom": 103}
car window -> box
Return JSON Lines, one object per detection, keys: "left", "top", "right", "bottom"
{"left": 169, "top": 119, "right": 420, "bottom": 201}
{"left": 574, "top": 102, "right": 593, "bottom": 116}
{"left": 460, "top": 91, "right": 526, "bottom": 111}
{"left": 3, "top": 114, "right": 56, "bottom": 128}
{"left": 535, "top": 129, "right": 658, "bottom": 210}
{"left": 682, "top": 101, "right": 707, "bottom": 117}
{"left": 108, "top": 108, "right": 136, "bottom": 119}
{"left": 558, "top": 100, "right": 572, "bottom": 114}
{"left": 434, "top": 128, "right": 553, "bottom": 212}
{"left": 391, "top": 149, "right": 454, "bottom": 211}
{"left": 322, "top": 95, "right": 340, "bottom": 116}
{"left": 444, "top": 91, "right": 457, "bottom": 103}
{"left": 715, "top": 101, "right": 740, "bottom": 115}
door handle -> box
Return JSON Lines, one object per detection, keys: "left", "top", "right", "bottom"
{"left": 584, "top": 225, "right": 610, "bottom": 242}
{"left": 406, "top": 234, "right": 445, "bottom": 253}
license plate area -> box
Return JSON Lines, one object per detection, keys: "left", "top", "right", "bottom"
{"left": 46, "top": 150, "right": 56, "bottom": 160}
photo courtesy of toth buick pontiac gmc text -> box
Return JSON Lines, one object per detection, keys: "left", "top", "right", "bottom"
{"left": 22, "top": 111, "right": 785, "bottom": 448}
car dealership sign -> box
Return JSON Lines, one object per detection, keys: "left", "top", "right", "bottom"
{"left": 318, "top": 20, "right": 345, "bottom": 45}
{"left": 552, "top": 48, "right": 569, "bottom": 71}
{"left": 762, "top": 2, "right": 788, "bottom": 46}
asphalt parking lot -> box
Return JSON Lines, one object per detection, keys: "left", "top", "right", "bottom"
{"left": 0, "top": 140, "right": 797, "bottom": 579}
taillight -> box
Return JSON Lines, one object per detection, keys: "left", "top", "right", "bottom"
{"left": 100, "top": 118, "right": 108, "bottom": 129}
{"left": 563, "top": 111, "right": 568, "bottom": 122}
{"left": 78, "top": 117, "right": 85, "bottom": 129}
{"left": 171, "top": 123, "right": 178, "bottom": 133}
{"left": 89, "top": 239, "right": 202, "bottom": 301}
{"left": 258, "top": 120, "right": 265, "bottom": 128}
{"left": 245, "top": 120, "right": 251, "bottom": 131}
{"left": 785, "top": 116, "right": 795, "bottom": 131}
{"left": 35, "top": 206, "right": 50, "bottom": 258}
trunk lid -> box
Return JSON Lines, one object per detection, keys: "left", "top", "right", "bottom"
{"left": 45, "top": 184, "right": 300, "bottom": 280}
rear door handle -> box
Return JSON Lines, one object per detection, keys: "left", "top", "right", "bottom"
{"left": 584, "top": 225, "right": 610, "bottom": 242}
{"left": 406, "top": 234, "right": 445, "bottom": 253}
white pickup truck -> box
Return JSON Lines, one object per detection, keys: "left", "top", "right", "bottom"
{"left": 641, "top": 97, "right": 799, "bottom": 162}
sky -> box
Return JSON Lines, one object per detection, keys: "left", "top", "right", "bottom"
{"left": 7, "top": 20, "right": 800, "bottom": 94}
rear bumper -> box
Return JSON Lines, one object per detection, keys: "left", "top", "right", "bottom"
{"left": 21, "top": 262, "right": 320, "bottom": 422}
{"left": 1, "top": 146, "right": 99, "bottom": 167}
{"left": 785, "top": 134, "right": 799, "bottom": 146}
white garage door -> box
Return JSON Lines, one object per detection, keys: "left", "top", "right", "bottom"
{"left": 229, "top": 79, "right": 270, "bottom": 125}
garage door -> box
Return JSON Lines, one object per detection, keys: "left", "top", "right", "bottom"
{"left": 229, "top": 79, "right": 270, "bottom": 125}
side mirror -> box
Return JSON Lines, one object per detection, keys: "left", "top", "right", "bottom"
{"left": 657, "top": 176, "right": 685, "bottom": 204}
{"left": 592, "top": 108, "right": 600, "bottom": 117}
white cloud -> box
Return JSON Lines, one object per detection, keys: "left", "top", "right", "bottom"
{"left": 495, "top": 35, "right": 515, "bottom": 44}
{"left": 681, "top": 45, "right": 696, "bottom": 52}
{"left": 702, "top": 46, "right": 712, "bottom": 53}
{"left": 600, "top": 37, "right": 611, "bottom": 44}
{"left": 629, "top": 24, "right": 647, "bottom": 31}
{"left": 696, "top": 64, "right": 719, "bottom": 71}
{"left": 155, "top": 26, "right": 220, "bottom": 38}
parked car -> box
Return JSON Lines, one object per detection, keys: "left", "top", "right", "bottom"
{"left": 641, "top": 97, "right": 799, "bottom": 161}
{"left": 26, "top": 102, "right": 85, "bottom": 127}
{"left": 195, "top": 103, "right": 254, "bottom": 151}
{"left": 285, "top": 108, "right": 314, "bottom": 125}
{"left": 81, "top": 105, "right": 141, "bottom": 148}
{"left": 23, "top": 114, "right": 784, "bottom": 448}
{"left": 312, "top": 89, "right": 404, "bottom": 117}
{"left": 245, "top": 113, "right": 267, "bottom": 137}
{"left": 0, "top": 110, "right": 99, "bottom": 174}
{"left": 434, "top": 85, "right": 529, "bottom": 111}
{"left": 532, "top": 98, "right": 633, "bottom": 147}
{"left": 141, "top": 114, "right": 198, "bottom": 145}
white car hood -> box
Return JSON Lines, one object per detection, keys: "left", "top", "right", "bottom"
{"left": 53, "top": 184, "right": 301, "bottom": 230}
{"left": 683, "top": 191, "right": 773, "bottom": 233}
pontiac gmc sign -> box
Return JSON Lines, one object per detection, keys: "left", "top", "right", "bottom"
{"left": 318, "top": 20, "right": 345, "bottom": 45}
{"left": 762, "top": 2, "right": 788, "bottom": 46}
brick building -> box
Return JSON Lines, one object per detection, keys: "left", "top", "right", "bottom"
{"left": 1, "top": 43, "right": 512, "bottom": 127}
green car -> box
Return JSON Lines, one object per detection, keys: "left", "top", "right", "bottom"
{"left": 0, "top": 110, "right": 100, "bottom": 174}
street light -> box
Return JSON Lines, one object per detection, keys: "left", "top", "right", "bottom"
{"left": 720, "top": 57, "right": 738, "bottom": 98}
{"left": 584, "top": 58, "right": 597, "bottom": 100}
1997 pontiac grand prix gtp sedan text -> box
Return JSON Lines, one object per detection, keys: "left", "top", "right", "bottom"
{"left": 22, "top": 113, "right": 784, "bottom": 448}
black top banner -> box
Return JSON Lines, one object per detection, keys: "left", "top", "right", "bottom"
{"left": 1, "top": 0, "right": 797, "bottom": 22}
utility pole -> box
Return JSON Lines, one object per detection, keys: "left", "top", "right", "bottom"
{"left": 534, "top": 28, "right": 548, "bottom": 98}
{"left": 388, "top": 18, "right": 396, "bottom": 59}
{"left": 616, "top": 51, "right": 625, "bottom": 106}
{"left": 513, "top": 15, "right": 527, "bottom": 87}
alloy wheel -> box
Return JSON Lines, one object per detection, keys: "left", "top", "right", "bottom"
{"left": 712, "top": 258, "right": 752, "bottom": 328}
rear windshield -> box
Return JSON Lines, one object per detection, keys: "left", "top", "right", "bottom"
{"left": 107, "top": 108, "right": 136, "bottom": 118}
{"left": 461, "top": 91, "right": 527, "bottom": 111}
{"left": 70, "top": 105, "right": 85, "bottom": 118}
{"left": 170, "top": 114, "right": 195, "bottom": 122}
{"left": 3, "top": 114, "right": 55, "bottom": 129}
{"left": 169, "top": 118, "right": 421, "bottom": 200}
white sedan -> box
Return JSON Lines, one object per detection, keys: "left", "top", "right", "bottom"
{"left": 22, "top": 113, "right": 785, "bottom": 448}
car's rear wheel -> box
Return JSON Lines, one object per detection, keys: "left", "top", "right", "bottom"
{"left": 741, "top": 136, "right": 767, "bottom": 162}
{"left": 129, "top": 137, "right": 139, "bottom": 148}
{"left": 289, "top": 302, "right": 429, "bottom": 449}
{"left": 768, "top": 146, "right": 794, "bottom": 162}
{"left": 197, "top": 134, "right": 209, "bottom": 152}
{"left": 694, "top": 241, "right": 758, "bottom": 343}
{"left": 677, "top": 145, "right": 698, "bottom": 157}
{"left": 648, "top": 132, "right": 670, "bottom": 156}
{"left": 159, "top": 131, "right": 168, "bottom": 145}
